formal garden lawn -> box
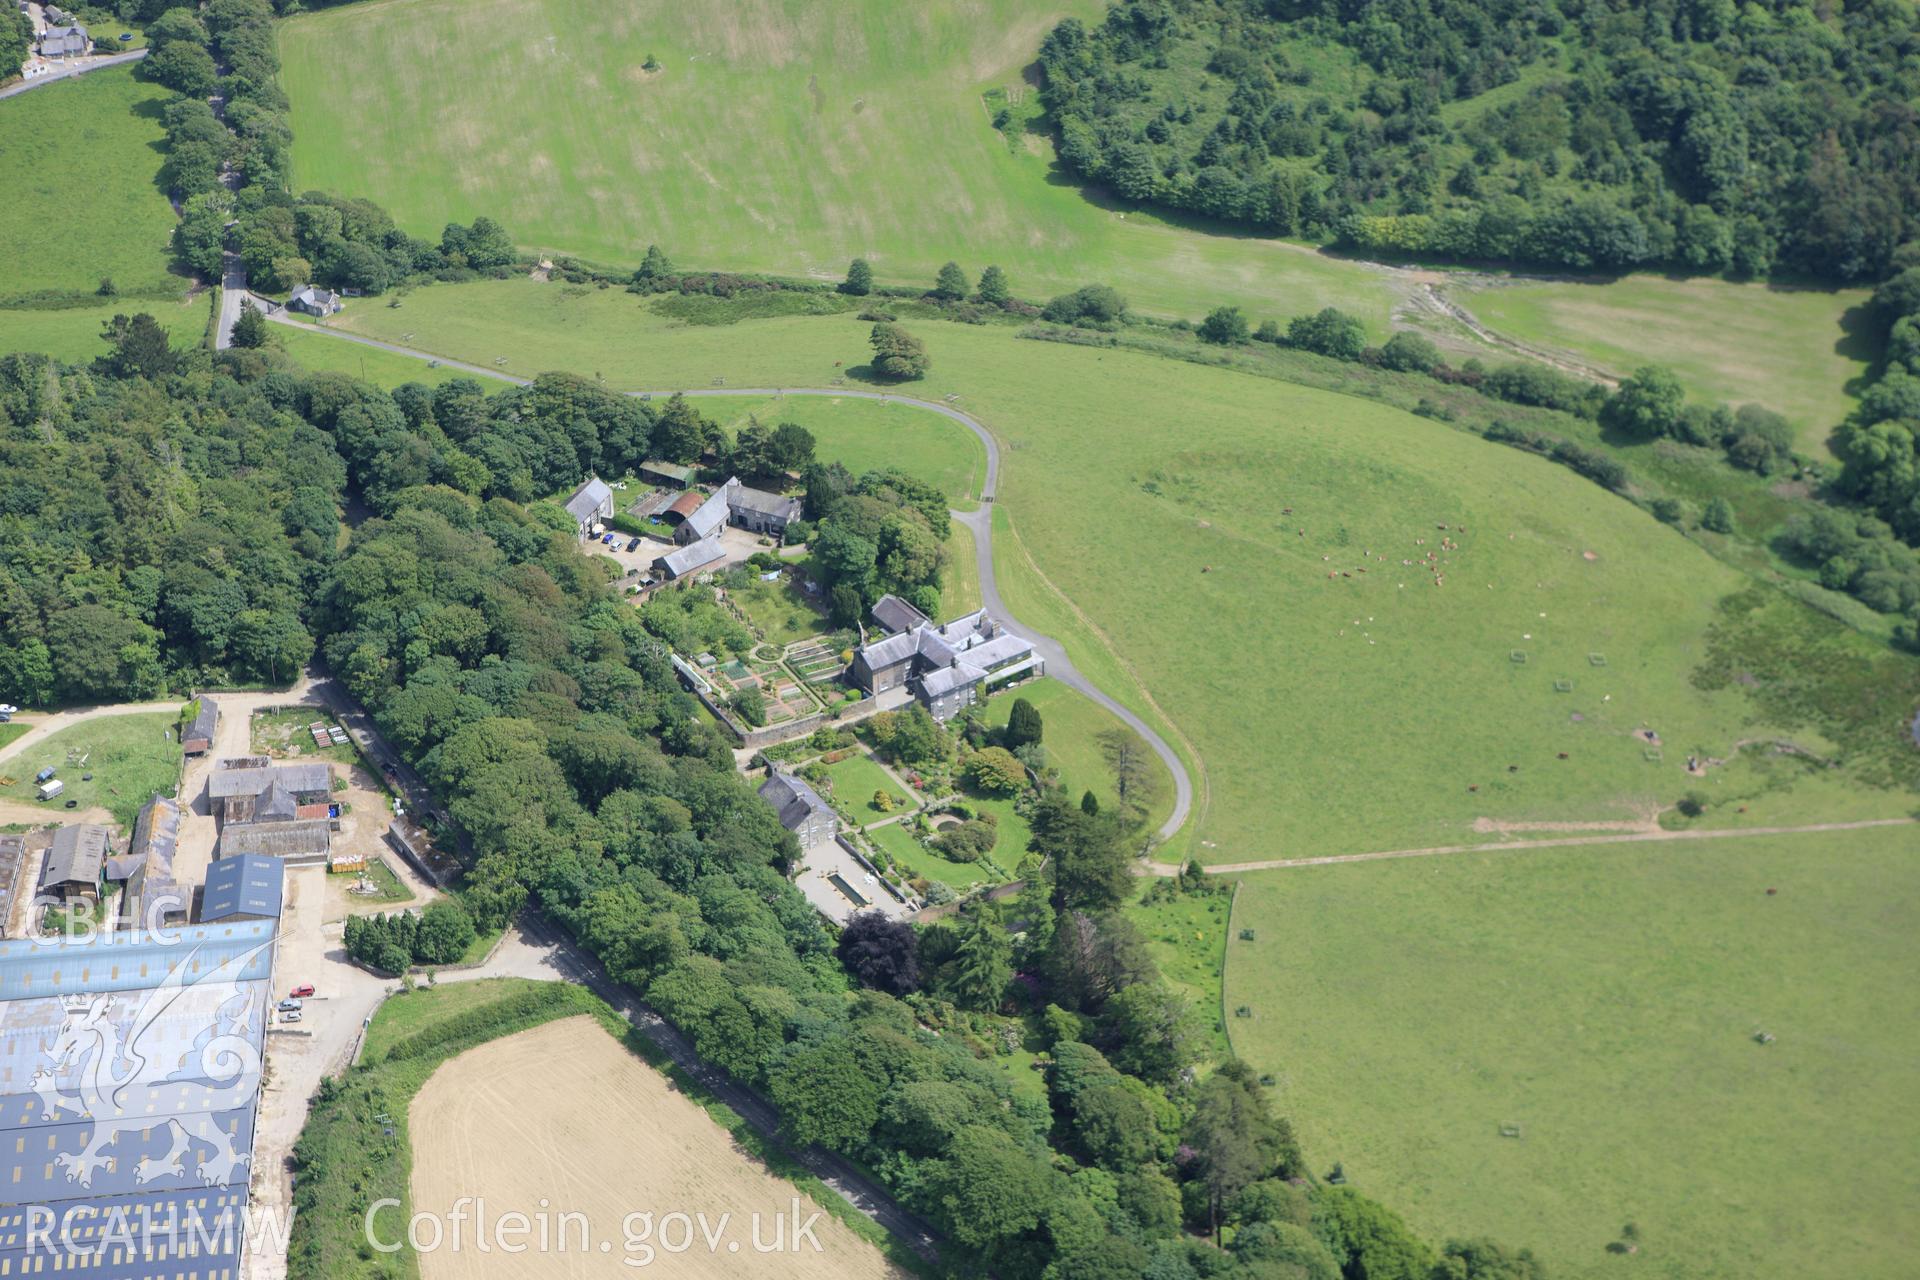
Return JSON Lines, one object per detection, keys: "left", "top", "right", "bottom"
{"left": 1225, "top": 825, "right": 1920, "bottom": 1280}
{"left": 0, "top": 66, "right": 184, "bottom": 302}
{"left": 1451, "top": 274, "right": 1873, "bottom": 457}
{"left": 277, "top": 0, "right": 1408, "bottom": 328}
{"left": 0, "top": 712, "right": 183, "bottom": 826}
{"left": 821, "top": 753, "right": 913, "bottom": 819}
{"left": 268, "top": 291, "right": 1916, "bottom": 865}
{"left": 865, "top": 817, "right": 1004, "bottom": 895}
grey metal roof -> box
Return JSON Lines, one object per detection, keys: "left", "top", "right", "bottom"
{"left": 565, "top": 475, "right": 613, "bottom": 524}
{"left": 218, "top": 819, "right": 331, "bottom": 860}
{"left": 656, "top": 536, "right": 727, "bottom": 578}
{"left": 201, "top": 854, "right": 284, "bottom": 921}
{"left": 640, "top": 460, "right": 695, "bottom": 484}
{"left": 757, "top": 770, "right": 833, "bottom": 832}
{"left": 209, "top": 761, "right": 331, "bottom": 799}
{"left": 870, "top": 594, "right": 930, "bottom": 636}
{"left": 39, "top": 824, "right": 109, "bottom": 889}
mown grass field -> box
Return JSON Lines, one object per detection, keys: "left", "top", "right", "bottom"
{"left": 0, "top": 712, "right": 182, "bottom": 826}
{"left": 0, "top": 66, "right": 183, "bottom": 301}
{"left": 1226, "top": 826, "right": 1920, "bottom": 1280}
{"left": 823, "top": 753, "right": 912, "bottom": 817}
{"left": 1451, "top": 274, "right": 1873, "bottom": 456}
{"left": 273, "top": 287, "right": 1905, "bottom": 865}
{"left": 277, "top": 0, "right": 1406, "bottom": 327}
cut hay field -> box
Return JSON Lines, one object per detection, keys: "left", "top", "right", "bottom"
{"left": 272, "top": 285, "right": 1910, "bottom": 863}
{"left": 1450, "top": 275, "right": 1873, "bottom": 457}
{"left": 410, "top": 1014, "right": 905, "bottom": 1279}
{"left": 0, "top": 66, "right": 183, "bottom": 302}
{"left": 277, "top": 0, "right": 1406, "bottom": 328}
{"left": 1224, "top": 825, "right": 1920, "bottom": 1280}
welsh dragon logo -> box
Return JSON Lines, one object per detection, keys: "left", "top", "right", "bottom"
{"left": 28, "top": 939, "right": 270, "bottom": 1189}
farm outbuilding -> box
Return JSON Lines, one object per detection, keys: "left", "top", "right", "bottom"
{"left": 182, "top": 696, "right": 219, "bottom": 756}
{"left": 564, "top": 475, "right": 615, "bottom": 533}
{"left": 201, "top": 853, "right": 285, "bottom": 922}
{"left": 37, "top": 824, "right": 111, "bottom": 904}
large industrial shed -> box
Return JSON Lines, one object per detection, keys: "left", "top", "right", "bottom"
{"left": 0, "top": 922, "right": 274, "bottom": 1279}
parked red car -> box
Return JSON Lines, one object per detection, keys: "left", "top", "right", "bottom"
{"left": 289, "top": 983, "right": 315, "bottom": 999}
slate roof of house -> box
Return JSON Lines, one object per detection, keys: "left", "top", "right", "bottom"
{"left": 565, "top": 475, "right": 613, "bottom": 525}
{"left": 656, "top": 537, "right": 727, "bottom": 578}
{"left": 40, "top": 24, "right": 87, "bottom": 55}
{"left": 757, "top": 770, "right": 833, "bottom": 833}
{"left": 870, "top": 594, "right": 930, "bottom": 636}
{"left": 725, "top": 480, "right": 802, "bottom": 522}
{"left": 40, "top": 824, "right": 109, "bottom": 889}
{"left": 209, "top": 761, "right": 332, "bottom": 799}
{"left": 289, "top": 284, "right": 338, "bottom": 308}
{"left": 683, "top": 485, "right": 733, "bottom": 539}
{"left": 201, "top": 854, "right": 285, "bottom": 921}
{"left": 219, "top": 819, "right": 332, "bottom": 860}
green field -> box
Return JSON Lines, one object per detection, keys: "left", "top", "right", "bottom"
{"left": 0, "top": 712, "right": 183, "bottom": 826}
{"left": 1451, "top": 275, "right": 1873, "bottom": 456}
{"left": 1225, "top": 826, "right": 1920, "bottom": 1279}
{"left": 271, "top": 289, "right": 1903, "bottom": 865}
{"left": 277, "top": 0, "right": 1406, "bottom": 327}
{"left": 709, "top": 394, "right": 988, "bottom": 507}
{"left": 0, "top": 297, "right": 210, "bottom": 364}
{"left": 980, "top": 677, "right": 1173, "bottom": 835}
{"left": 0, "top": 66, "right": 183, "bottom": 301}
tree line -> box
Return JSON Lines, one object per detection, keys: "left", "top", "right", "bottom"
{"left": 1038, "top": 0, "right": 1918, "bottom": 281}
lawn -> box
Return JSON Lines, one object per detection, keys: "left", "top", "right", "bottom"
{"left": 0, "top": 711, "right": 183, "bottom": 826}
{"left": 0, "top": 723, "right": 28, "bottom": 752}
{"left": 1225, "top": 826, "right": 1920, "bottom": 1280}
{"left": 865, "top": 815, "right": 1004, "bottom": 894}
{"left": 277, "top": 0, "right": 1409, "bottom": 328}
{"left": 980, "top": 677, "right": 1173, "bottom": 835}
{"left": 0, "top": 65, "right": 185, "bottom": 302}
{"left": 944, "top": 518, "right": 982, "bottom": 617}
{"left": 270, "top": 292, "right": 1901, "bottom": 866}
{"left": 0, "top": 297, "right": 210, "bottom": 364}
{"left": 1451, "top": 274, "right": 1873, "bottom": 457}
{"left": 820, "top": 752, "right": 912, "bottom": 818}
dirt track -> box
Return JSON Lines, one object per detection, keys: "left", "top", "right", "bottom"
{"left": 409, "top": 1016, "right": 905, "bottom": 1279}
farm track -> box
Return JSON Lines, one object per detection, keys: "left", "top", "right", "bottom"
{"left": 261, "top": 313, "right": 1198, "bottom": 844}
{"left": 1143, "top": 815, "right": 1918, "bottom": 876}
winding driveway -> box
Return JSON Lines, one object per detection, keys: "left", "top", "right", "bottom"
{"left": 262, "top": 314, "right": 1197, "bottom": 843}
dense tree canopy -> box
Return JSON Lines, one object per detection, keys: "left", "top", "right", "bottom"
{"left": 1040, "top": 0, "right": 1920, "bottom": 279}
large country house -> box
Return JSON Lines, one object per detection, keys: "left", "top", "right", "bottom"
{"left": 849, "top": 595, "right": 1042, "bottom": 720}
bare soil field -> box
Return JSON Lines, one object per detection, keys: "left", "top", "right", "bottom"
{"left": 409, "top": 1015, "right": 905, "bottom": 1279}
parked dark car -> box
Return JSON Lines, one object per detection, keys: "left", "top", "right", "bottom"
{"left": 625, "top": 537, "right": 643, "bottom": 552}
